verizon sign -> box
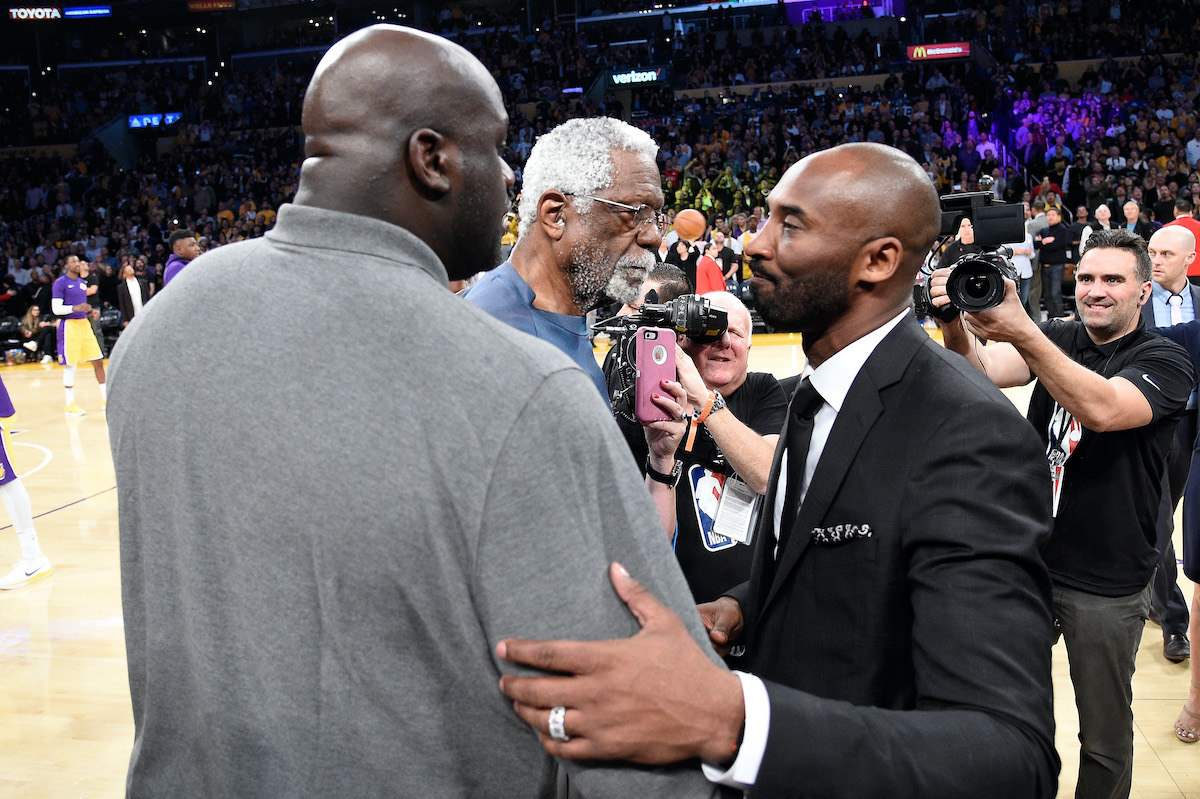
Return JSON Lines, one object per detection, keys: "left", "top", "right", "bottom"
{"left": 9, "top": 6, "right": 62, "bottom": 17}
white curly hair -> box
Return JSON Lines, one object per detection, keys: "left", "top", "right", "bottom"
{"left": 517, "top": 117, "right": 659, "bottom": 237}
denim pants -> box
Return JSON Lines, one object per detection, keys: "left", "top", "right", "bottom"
{"left": 1041, "top": 262, "right": 1065, "bottom": 318}
{"left": 1053, "top": 582, "right": 1151, "bottom": 799}
{"left": 1019, "top": 276, "right": 1032, "bottom": 309}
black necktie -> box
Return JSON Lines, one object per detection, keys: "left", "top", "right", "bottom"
{"left": 776, "top": 379, "right": 824, "bottom": 555}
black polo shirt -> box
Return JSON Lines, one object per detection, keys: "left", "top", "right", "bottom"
{"left": 1027, "top": 319, "right": 1193, "bottom": 596}
{"left": 613, "top": 371, "right": 787, "bottom": 602}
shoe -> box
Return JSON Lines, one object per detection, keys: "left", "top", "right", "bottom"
{"left": 22, "top": 341, "right": 36, "bottom": 352}
{"left": 0, "top": 555, "right": 53, "bottom": 589}
{"left": 40, "top": 355, "right": 52, "bottom": 364}
{"left": 1164, "top": 633, "right": 1191, "bottom": 662}
{"left": 64, "top": 403, "right": 86, "bottom": 417}
{"left": 1175, "top": 705, "right": 1200, "bottom": 743}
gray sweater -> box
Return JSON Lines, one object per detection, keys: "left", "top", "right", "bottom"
{"left": 110, "top": 204, "right": 724, "bottom": 798}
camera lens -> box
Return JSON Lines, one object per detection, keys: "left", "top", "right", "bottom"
{"left": 948, "top": 258, "right": 1005, "bottom": 312}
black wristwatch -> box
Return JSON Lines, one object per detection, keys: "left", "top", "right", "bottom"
{"left": 646, "top": 457, "right": 682, "bottom": 488}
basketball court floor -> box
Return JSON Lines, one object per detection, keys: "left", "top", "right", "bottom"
{"left": 0, "top": 338, "right": 1197, "bottom": 797}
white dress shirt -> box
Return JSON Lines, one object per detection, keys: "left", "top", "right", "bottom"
{"left": 704, "top": 308, "right": 911, "bottom": 790}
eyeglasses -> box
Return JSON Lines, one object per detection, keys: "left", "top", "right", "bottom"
{"left": 567, "top": 194, "right": 668, "bottom": 234}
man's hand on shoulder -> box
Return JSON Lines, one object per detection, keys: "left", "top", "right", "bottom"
{"left": 497, "top": 563, "right": 745, "bottom": 766}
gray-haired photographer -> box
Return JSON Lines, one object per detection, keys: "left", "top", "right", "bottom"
{"left": 598, "top": 289, "right": 786, "bottom": 603}
{"left": 932, "top": 226, "right": 1194, "bottom": 798}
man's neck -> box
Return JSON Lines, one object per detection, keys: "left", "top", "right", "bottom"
{"left": 801, "top": 301, "right": 908, "bottom": 368}
{"left": 1159, "top": 276, "right": 1189, "bottom": 294}
{"left": 509, "top": 239, "right": 582, "bottom": 317}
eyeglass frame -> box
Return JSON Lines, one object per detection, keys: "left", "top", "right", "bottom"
{"left": 564, "top": 193, "right": 668, "bottom": 234}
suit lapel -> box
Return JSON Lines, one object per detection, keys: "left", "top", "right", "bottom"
{"left": 758, "top": 318, "right": 925, "bottom": 617}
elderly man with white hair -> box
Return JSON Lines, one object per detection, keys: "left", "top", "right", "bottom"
{"left": 464, "top": 117, "right": 665, "bottom": 399}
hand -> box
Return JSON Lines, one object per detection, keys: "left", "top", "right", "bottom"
{"left": 698, "top": 596, "right": 744, "bottom": 657}
{"left": 960, "top": 278, "right": 1037, "bottom": 343}
{"left": 497, "top": 563, "right": 745, "bottom": 765}
{"left": 1040, "top": 235, "right": 1055, "bottom": 244}
{"left": 674, "top": 345, "right": 709, "bottom": 407}
{"left": 73, "top": 303, "right": 91, "bottom": 314}
{"left": 927, "top": 267, "right": 955, "bottom": 312}
{"left": 644, "top": 379, "right": 688, "bottom": 464}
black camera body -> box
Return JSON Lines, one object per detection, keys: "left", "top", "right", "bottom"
{"left": 593, "top": 293, "right": 729, "bottom": 344}
{"left": 915, "top": 192, "right": 1025, "bottom": 323}
{"left": 594, "top": 293, "right": 729, "bottom": 423}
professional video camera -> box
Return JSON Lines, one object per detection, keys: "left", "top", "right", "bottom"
{"left": 914, "top": 192, "right": 1026, "bottom": 323}
{"left": 593, "top": 293, "right": 728, "bottom": 423}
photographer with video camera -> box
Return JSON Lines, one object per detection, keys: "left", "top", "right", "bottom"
{"left": 599, "top": 288, "right": 786, "bottom": 600}
{"left": 932, "top": 228, "right": 1194, "bottom": 798}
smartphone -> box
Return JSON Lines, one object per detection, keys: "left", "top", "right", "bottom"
{"left": 634, "top": 327, "right": 676, "bottom": 424}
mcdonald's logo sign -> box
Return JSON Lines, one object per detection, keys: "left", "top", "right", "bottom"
{"left": 907, "top": 41, "right": 971, "bottom": 61}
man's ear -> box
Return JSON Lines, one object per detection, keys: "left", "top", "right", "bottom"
{"left": 408, "top": 128, "right": 455, "bottom": 197}
{"left": 855, "top": 236, "right": 903, "bottom": 286}
{"left": 537, "top": 191, "right": 569, "bottom": 241}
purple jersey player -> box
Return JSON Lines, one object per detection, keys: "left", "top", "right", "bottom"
{"left": 0, "top": 374, "right": 51, "bottom": 589}
{"left": 51, "top": 255, "right": 106, "bottom": 416}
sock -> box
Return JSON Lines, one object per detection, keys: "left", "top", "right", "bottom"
{"left": 63, "top": 364, "right": 77, "bottom": 404}
{"left": 0, "top": 479, "right": 40, "bottom": 560}
{"left": 98, "top": 383, "right": 106, "bottom": 401}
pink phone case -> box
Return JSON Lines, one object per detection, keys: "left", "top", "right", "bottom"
{"left": 634, "top": 328, "right": 677, "bottom": 423}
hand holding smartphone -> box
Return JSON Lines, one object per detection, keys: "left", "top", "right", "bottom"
{"left": 634, "top": 327, "right": 677, "bottom": 424}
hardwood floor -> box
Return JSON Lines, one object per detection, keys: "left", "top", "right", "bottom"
{"left": 0, "top": 345, "right": 1196, "bottom": 797}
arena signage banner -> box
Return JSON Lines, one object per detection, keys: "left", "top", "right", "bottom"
{"left": 906, "top": 42, "right": 971, "bottom": 61}
{"left": 8, "top": 6, "right": 62, "bottom": 18}
{"left": 187, "top": 0, "right": 234, "bottom": 10}
{"left": 63, "top": 5, "right": 110, "bottom": 16}
{"left": 608, "top": 67, "right": 666, "bottom": 87}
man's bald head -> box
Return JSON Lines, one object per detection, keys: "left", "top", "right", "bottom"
{"left": 1148, "top": 224, "right": 1197, "bottom": 292}
{"left": 803, "top": 143, "right": 941, "bottom": 279}
{"left": 302, "top": 26, "right": 499, "bottom": 160}
{"left": 745, "top": 143, "right": 941, "bottom": 354}
{"left": 294, "top": 25, "right": 514, "bottom": 279}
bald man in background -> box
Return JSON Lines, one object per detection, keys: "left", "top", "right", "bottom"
{"left": 498, "top": 143, "right": 1059, "bottom": 797}
{"left": 1142, "top": 225, "right": 1198, "bottom": 662}
{"left": 109, "top": 25, "right": 722, "bottom": 799}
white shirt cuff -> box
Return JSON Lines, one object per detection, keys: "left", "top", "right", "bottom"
{"left": 701, "top": 671, "right": 769, "bottom": 790}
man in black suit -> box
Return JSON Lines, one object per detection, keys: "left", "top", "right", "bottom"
{"left": 1143, "top": 225, "right": 1198, "bottom": 662}
{"left": 497, "top": 143, "right": 1059, "bottom": 797}
{"left": 115, "top": 264, "right": 150, "bottom": 328}
{"left": 937, "top": 228, "right": 1192, "bottom": 798}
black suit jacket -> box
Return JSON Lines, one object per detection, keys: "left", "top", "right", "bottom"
{"left": 1141, "top": 282, "right": 1200, "bottom": 331}
{"left": 729, "top": 316, "right": 1058, "bottom": 797}
{"left": 117, "top": 277, "right": 150, "bottom": 324}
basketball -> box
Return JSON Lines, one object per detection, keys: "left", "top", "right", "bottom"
{"left": 673, "top": 208, "right": 707, "bottom": 241}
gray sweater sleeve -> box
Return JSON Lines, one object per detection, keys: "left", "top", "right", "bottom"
{"left": 475, "top": 367, "right": 725, "bottom": 799}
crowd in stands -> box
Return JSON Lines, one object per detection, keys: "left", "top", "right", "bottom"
{"left": 1, "top": 2, "right": 1199, "bottom": 347}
